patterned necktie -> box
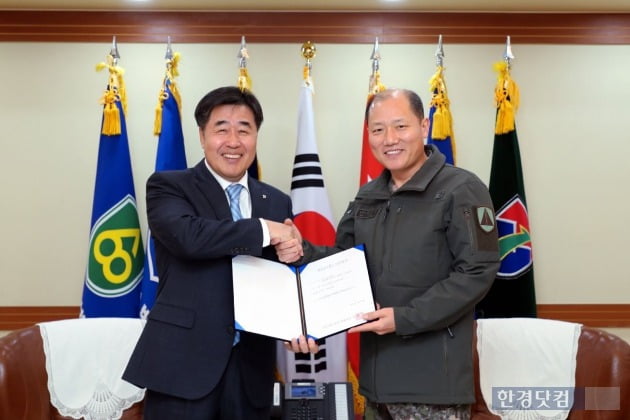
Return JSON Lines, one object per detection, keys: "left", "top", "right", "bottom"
{"left": 227, "top": 183, "right": 244, "bottom": 346}
{"left": 226, "top": 184, "right": 244, "bottom": 221}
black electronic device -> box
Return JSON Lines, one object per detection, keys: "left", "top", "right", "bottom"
{"left": 270, "top": 380, "right": 354, "bottom": 420}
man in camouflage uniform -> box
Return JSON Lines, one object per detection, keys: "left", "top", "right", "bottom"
{"left": 300, "top": 89, "right": 499, "bottom": 420}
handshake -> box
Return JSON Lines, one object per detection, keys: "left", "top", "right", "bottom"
{"left": 265, "top": 218, "right": 304, "bottom": 263}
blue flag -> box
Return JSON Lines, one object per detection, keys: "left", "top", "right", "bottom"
{"left": 427, "top": 66, "right": 456, "bottom": 165}
{"left": 82, "top": 94, "right": 145, "bottom": 317}
{"left": 139, "top": 77, "right": 187, "bottom": 318}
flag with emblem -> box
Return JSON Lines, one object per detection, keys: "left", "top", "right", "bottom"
{"left": 476, "top": 61, "right": 537, "bottom": 318}
{"left": 139, "top": 50, "right": 187, "bottom": 319}
{"left": 81, "top": 52, "right": 144, "bottom": 317}
{"left": 427, "top": 64, "right": 456, "bottom": 165}
{"left": 276, "top": 65, "right": 346, "bottom": 384}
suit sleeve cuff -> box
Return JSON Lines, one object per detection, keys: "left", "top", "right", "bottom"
{"left": 259, "top": 218, "right": 271, "bottom": 247}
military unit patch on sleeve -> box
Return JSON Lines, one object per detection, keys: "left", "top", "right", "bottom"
{"left": 474, "top": 206, "right": 499, "bottom": 252}
{"left": 477, "top": 206, "right": 495, "bottom": 233}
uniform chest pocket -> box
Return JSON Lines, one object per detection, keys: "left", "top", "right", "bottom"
{"left": 355, "top": 206, "right": 381, "bottom": 219}
{"left": 352, "top": 205, "right": 384, "bottom": 245}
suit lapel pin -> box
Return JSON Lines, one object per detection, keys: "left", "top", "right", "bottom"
{"left": 262, "top": 194, "right": 267, "bottom": 199}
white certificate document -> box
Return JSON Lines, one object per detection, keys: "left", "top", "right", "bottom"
{"left": 232, "top": 246, "right": 374, "bottom": 341}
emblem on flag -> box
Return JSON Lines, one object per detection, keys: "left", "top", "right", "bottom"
{"left": 496, "top": 195, "right": 533, "bottom": 278}
{"left": 86, "top": 195, "right": 144, "bottom": 297}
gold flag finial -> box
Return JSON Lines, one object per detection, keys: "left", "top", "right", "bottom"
{"left": 301, "top": 41, "right": 316, "bottom": 61}
{"left": 301, "top": 41, "right": 316, "bottom": 86}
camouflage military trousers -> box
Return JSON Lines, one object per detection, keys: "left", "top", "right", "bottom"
{"left": 365, "top": 401, "right": 471, "bottom": 420}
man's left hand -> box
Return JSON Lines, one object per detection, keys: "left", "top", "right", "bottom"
{"left": 348, "top": 306, "right": 395, "bottom": 335}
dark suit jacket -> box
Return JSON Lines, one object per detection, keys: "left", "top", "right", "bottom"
{"left": 123, "top": 160, "right": 293, "bottom": 407}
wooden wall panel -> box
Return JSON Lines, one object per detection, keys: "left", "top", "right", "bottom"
{"left": 1, "top": 304, "right": 629, "bottom": 331}
{"left": 537, "top": 304, "right": 630, "bottom": 328}
{"left": 0, "top": 306, "right": 80, "bottom": 330}
{"left": 1, "top": 10, "right": 628, "bottom": 331}
{"left": 0, "top": 11, "right": 629, "bottom": 44}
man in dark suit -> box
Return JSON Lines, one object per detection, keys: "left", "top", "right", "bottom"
{"left": 123, "top": 86, "right": 317, "bottom": 420}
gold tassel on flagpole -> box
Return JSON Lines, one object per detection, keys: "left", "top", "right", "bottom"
{"left": 369, "top": 70, "right": 386, "bottom": 96}
{"left": 96, "top": 54, "right": 126, "bottom": 136}
{"left": 428, "top": 66, "right": 454, "bottom": 140}
{"left": 168, "top": 52, "right": 182, "bottom": 112}
{"left": 302, "top": 63, "right": 312, "bottom": 86}
{"left": 237, "top": 68, "right": 252, "bottom": 92}
{"left": 493, "top": 61, "right": 520, "bottom": 135}
{"left": 347, "top": 363, "right": 365, "bottom": 416}
{"left": 116, "top": 68, "right": 127, "bottom": 117}
{"left": 154, "top": 51, "right": 182, "bottom": 136}
{"left": 153, "top": 88, "right": 168, "bottom": 136}
{"left": 102, "top": 92, "right": 120, "bottom": 135}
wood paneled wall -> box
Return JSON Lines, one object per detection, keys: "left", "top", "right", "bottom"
{"left": 1, "top": 11, "right": 629, "bottom": 44}
{"left": 1, "top": 10, "right": 628, "bottom": 330}
{"left": 1, "top": 305, "right": 629, "bottom": 330}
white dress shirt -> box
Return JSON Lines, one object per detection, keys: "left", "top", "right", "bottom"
{"left": 204, "top": 160, "right": 271, "bottom": 246}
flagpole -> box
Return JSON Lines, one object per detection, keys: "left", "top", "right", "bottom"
{"left": 435, "top": 34, "right": 444, "bottom": 67}
{"left": 504, "top": 35, "right": 515, "bottom": 69}
{"left": 110, "top": 35, "right": 119, "bottom": 66}
{"left": 370, "top": 37, "right": 380, "bottom": 78}
{"left": 237, "top": 36, "right": 251, "bottom": 92}
{"left": 369, "top": 37, "right": 384, "bottom": 95}
{"left": 238, "top": 35, "right": 247, "bottom": 68}
{"left": 165, "top": 36, "right": 173, "bottom": 61}
{"left": 427, "top": 34, "right": 456, "bottom": 165}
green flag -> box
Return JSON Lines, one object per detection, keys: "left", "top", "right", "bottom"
{"left": 476, "top": 61, "right": 536, "bottom": 318}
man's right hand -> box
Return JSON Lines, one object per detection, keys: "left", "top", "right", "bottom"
{"left": 284, "top": 335, "right": 320, "bottom": 354}
{"left": 266, "top": 219, "right": 303, "bottom": 263}
{"left": 266, "top": 219, "right": 299, "bottom": 244}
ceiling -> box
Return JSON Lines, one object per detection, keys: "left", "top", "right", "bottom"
{"left": 1, "top": 0, "right": 629, "bottom": 13}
